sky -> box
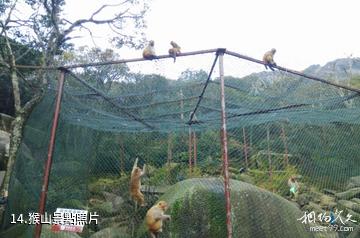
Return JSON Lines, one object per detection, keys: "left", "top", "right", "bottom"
{"left": 65, "top": 0, "right": 360, "bottom": 79}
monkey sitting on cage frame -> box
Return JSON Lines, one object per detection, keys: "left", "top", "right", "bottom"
{"left": 263, "top": 48, "right": 277, "bottom": 71}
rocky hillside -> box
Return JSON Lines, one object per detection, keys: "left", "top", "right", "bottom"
{"left": 241, "top": 57, "right": 360, "bottom": 87}
{"left": 296, "top": 176, "right": 360, "bottom": 238}
{"left": 303, "top": 58, "right": 360, "bottom": 81}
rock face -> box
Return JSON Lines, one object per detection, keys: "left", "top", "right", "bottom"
{"left": 0, "top": 130, "right": 10, "bottom": 169}
{"left": 0, "top": 113, "right": 13, "bottom": 133}
{"left": 295, "top": 175, "right": 360, "bottom": 238}
{"left": 335, "top": 187, "right": 360, "bottom": 200}
{"left": 303, "top": 58, "right": 360, "bottom": 81}
{"left": 89, "top": 227, "right": 130, "bottom": 238}
{"left": 346, "top": 176, "right": 360, "bottom": 190}
{"left": 136, "top": 178, "right": 329, "bottom": 238}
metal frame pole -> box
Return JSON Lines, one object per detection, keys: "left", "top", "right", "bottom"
{"left": 218, "top": 49, "right": 232, "bottom": 238}
{"left": 188, "top": 126, "right": 192, "bottom": 176}
{"left": 281, "top": 125, "right": 289, "bottom": 167}
{"left": 266, "top": 126, "right": 273, "bottom": 182}
{"left": 242, "top": 127, "right": 249, "bottom": 169}
{"left": 193, "top": 131, "right": 197, "bottom": 167}
{"left": 35, "top": 70, "right": 66, "bottom": 238}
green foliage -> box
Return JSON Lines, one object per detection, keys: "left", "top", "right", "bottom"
{"left": 249, "top": 165, "right": 299, "bottom": 196}
{"left": 0, "top": 36, "right": 42, "bottom": 115}
{"left": 350, "top": 75, "right": 360, "bottom": 89}
{"left": 59, "top": 199, "right": 86, "bottom": 210}
{"left": 199, "top": 156, "right": 222, "bottom": 176}
{"left": 88, "top": 176, "right": 129, "bottom": 196}
{"left": 147, "top": 163, "right": 202, "bottom": 186}
{"left": 179, "top": 69, "right": 208, "bottom": 82}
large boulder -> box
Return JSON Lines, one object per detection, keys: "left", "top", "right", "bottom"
{"left": 0, "top": 224, "right": 82, "bottom": 238}
{"left": 136, "top": 178, "right": 337, "bottom": 238}
{"left": 303, "top": 202, "right": 324, "bottom": 215}
{"left": 337, "top": 200, "right": 360, "bottom": 213}
{"left": 351, "top": 198, "right": 360, "bottom": 205}
{"left": 335, "top": 187, "right": 360, "bottom": 200}
{"left": 89, "top": 227, "right": 130, "bottom": 238}
{"left": 102, "top": 192, "right": 125, "bottom": 213}
{"left": 347, "top": 225, "right": 360, "bottom": 238}
{"left": 346, "top": 176, "right": 360, "bottom": 190}
{"left": 319, "top": 195, "right": 336, "bottom": 209}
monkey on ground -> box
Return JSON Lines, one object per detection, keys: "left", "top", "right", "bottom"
{"left": 146, "top": 200, "right": 171, "bottom": 238}
{"left": 168, "top": 41, "right": 181, "bottom": 62}
{"left": 288, "top": 175, "right": 300, "bottom": 200}
{"left": 263, "top": 48, "right": 277, "bottom": 71}
{"left": 143, "top": 40, "right": 157, "bottom": 60}
{"left": 129, "top": 158, "right": 146, "bottom": 206}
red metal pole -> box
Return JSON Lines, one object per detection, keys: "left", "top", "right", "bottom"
{"left": 35, "top": 70, "right": 65, "bottom": 238}
{"left": 118, "top": 136, "right": 125, "bottom": 176}
{"left": 281, "top": 125, "right": 289, "bottom": 167}
{"left": 193, "top": 131, "right": 197, "bottom": 167}
{"left": 188, "top": 126, "right": 192, "bottom": 176}
{"left": 218, "top": 50, "right": 232, "bottom": 238}
{"left": 267, "top": 127, "right": 273, "bottom": 182}
{"left": 242, "top": 127, "right": 249, "bottom": 169}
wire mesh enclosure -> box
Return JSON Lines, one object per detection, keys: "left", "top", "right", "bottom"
{"left": 3, "top": 49, "right": 360, "bottom": 238}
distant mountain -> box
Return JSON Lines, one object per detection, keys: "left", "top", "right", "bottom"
{"left": 302, "top": 57, "right": 360, "bottom": 81}
{"left": 243, "top": 58, "right": 360, "bottom": 84}
{"left": 224, "top": 58, "right": 360, "bottom": 98}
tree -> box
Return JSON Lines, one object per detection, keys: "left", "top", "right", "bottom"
{"left": 179, "top": 69, "right": 208, "bottom": 82}
{"left": 0, "top": 0, "right": 149, "bottom": 201}
{"left": 59, "top": 46, "right": 132, "bottom": 91}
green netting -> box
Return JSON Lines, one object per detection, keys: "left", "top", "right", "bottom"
{"left": 2, "top": 52, "right": 360, "bottom": 238}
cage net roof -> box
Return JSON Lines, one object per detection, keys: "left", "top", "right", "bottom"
{"left": 59, "top": 50, "right": 360, "bottom": 133}
{"left": 3, "top": 49, "right": 360, "bottom": 238}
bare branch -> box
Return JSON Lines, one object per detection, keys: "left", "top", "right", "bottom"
{"left": 78, "top": 24, "right": 99, "bottom": 48}
{"left": 90, "top": 3, "right": 127, "bottom": 19}
{"left": 0, "top": 60, "right": 10, "bottom": 68}
{"left": 51, "top": 0, "right": 60, "bottom": 35}
{"left": 60, "top": 2, "right": 135, "bottom": 45}
{"left": 21, "top": 90, "right": 44, "bottom": 115}
{"left": 0, "top": 0, "right": 18, "bottom": 36}
{"left": 14, "top": 46, "right": 33, "bottom": 62}
{"left": 15, "top": 67, "right": 41, "bottom": 90}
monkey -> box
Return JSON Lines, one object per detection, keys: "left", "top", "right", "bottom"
{"left": 262, "top": 48, "right": 277, "bottom": 71}
{"left": 143, "top": 40, "right": 157, "bottom": 60}
{"left": 168, "top": 41, "right": 181, "bottom": 62}
{"left": 129, "top": 158, "right": 146, "bottom": 206}
{"left": 239, "top": 167, "right": 246, "bottom": 174}
{"left": 288, "top": 175, "right": 300, "bottom": 200}
{"left": 146, "top": 200, "right": 171, "bottom": 238}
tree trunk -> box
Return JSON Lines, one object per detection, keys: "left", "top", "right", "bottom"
{"left": 10, "top": 68, "right": 21, "bottom": 113}
{"left": 2, "top": 115, "right": 23, "bottom": 197}
{"left": 1, "top": 33, "right": 22, "bottom": 197}
{"left": 2, "top": 92, "right": 43, "bottom": 197}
